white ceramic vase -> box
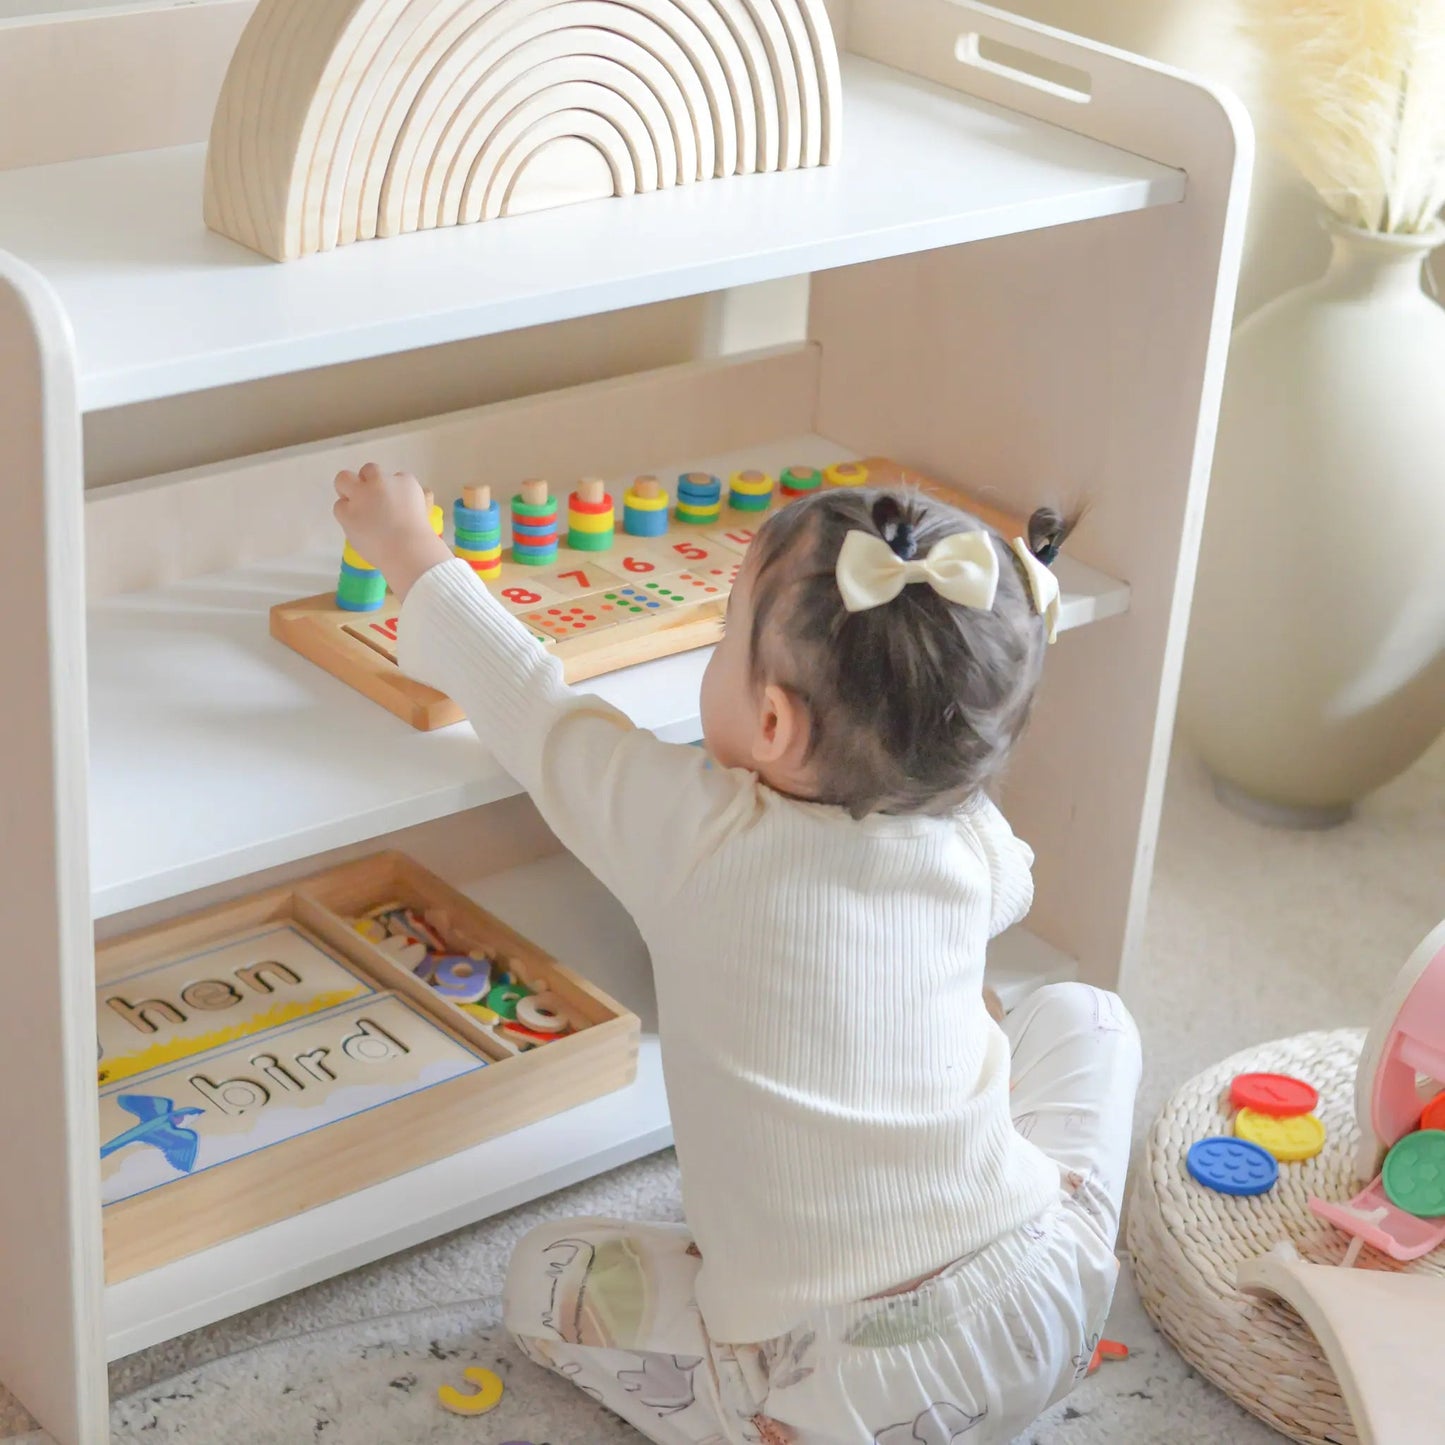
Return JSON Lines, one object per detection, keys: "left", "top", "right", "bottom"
{"left": 1182, "top": 219, "right": 1445, "bottom": 825}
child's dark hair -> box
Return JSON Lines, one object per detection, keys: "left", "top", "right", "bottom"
{"left": 745, "top": 487, "right": 1076, "bottom": 818}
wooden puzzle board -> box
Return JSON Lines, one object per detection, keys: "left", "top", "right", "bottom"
{"left": 98, "top": 852, "right": 641, "bottom": 1281}
{"left": 271, "top": 456, "right": 1028, "bottom": 730}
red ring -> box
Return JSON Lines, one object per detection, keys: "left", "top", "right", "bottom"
{"left": 568, "top": 491, "right": 615, "bottom": 516}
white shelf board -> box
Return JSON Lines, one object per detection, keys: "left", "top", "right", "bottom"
{"left": 103, "top": 851, "right": 1074, "bottom": 1358}
{"left": 0, "top": 55, "right": 1183, "bottom": 411}
{"left": 105, "top": 853, "right": 670, "bottom": 1359}
{"left": 87, "top": 434, "right": 1129, "bottom": 917}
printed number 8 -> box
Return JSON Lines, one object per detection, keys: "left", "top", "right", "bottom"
{"left": 503, "top": 587, "right": 542, "bottom": 605}
{"left": 623, "top": 556, "right": 655, "bottom": 573}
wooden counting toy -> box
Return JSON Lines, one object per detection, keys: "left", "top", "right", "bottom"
{"left": 567, "top": 478, "right": 617, "bottom": 551}
{"left": 511, "top": 479, "right": 560, "bottom": 566}
{"left": 273, "top": 455, "right": 1033, "bottom": 729}
{"left": 454, "top": 485, "right": 502, "bottom": 580}
{"left": 728, "top": 468, "right": 775, "bottom": 511}
{"left": 624, "top": 476, "right": 670, "bottom": 537}
{"left": 675, "top": 471, "right": 723, "bottom": 524}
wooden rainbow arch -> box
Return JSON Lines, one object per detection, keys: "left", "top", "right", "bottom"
{"left": 204, "top": 0, "right": 844, "bottom": 261}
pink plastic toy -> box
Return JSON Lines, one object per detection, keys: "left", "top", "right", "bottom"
{"left": 1309, "top": 919, "right": 1445, "bottom": 1261}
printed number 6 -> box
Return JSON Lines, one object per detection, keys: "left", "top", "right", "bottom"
{"left": 673, "top": 543, "right": 707, "bottom": 562}
{"left": 623, "top": 556, "right": 655, "bottom": 573}
{"left": 502, "top": 587, "right": 542, "bottom": 605}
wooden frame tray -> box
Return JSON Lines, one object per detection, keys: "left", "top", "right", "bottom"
{"left": 98, "top": 852, "right": 638, "bottom": 1282}
{"left": 271, "top": 456, "right": 1028, "bottom": 730}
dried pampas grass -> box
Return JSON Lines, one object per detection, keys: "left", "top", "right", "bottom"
{"left": 1244, "top": 0, "right": 1445, "bottom": 233}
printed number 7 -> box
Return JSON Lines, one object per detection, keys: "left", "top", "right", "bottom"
{"left": 558, "top": 569, "right": 590, "bottom": 589}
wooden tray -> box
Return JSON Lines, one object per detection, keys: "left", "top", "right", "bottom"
{"left": 97, "top": 852, "right": 638, "bottom": 1282}
{"left": 271, "top": 458, "right": 1025, "bottom": 730}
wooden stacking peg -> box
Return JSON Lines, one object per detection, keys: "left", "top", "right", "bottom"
{"left": 512, "top": 479, "right": 560, "bottom": 565}
{"left": 624, "top": 475, "right": 670, "bottom": 537}
{"left": 455, "top": 484, "right": 502, "bottom": 579}
{"left": 568, "top": 477, "right": 617, "bottom": 552}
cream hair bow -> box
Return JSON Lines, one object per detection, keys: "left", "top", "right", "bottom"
{"left": 835, "top": 528, "right": 1062, "bottom": 642}
{"left": 836, "top": 529, "right": 1000, "bottom": 614}
{"left": 1010, "top": 537, "right": 1061, "bottom": 643}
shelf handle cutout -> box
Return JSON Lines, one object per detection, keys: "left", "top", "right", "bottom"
{"left": 955, "top": 33, "right": 1093, "bottom": 104}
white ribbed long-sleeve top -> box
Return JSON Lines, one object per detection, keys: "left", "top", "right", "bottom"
{"left": 399, "top": 560, "right": 1061, "bottom": 1343}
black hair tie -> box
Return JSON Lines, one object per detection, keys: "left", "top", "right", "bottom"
{"left": 890, "top": 520, "right": 919, "bottom": 562}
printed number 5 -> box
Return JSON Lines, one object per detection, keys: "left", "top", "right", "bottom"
{"left": 623, "top": 556, "right": 655, "bottom": 573}
{"left": 502, "top": 587, "right": 542, "bottom": 605}
{"left": 673, "top": 543, "right": 707, "bottom": 562}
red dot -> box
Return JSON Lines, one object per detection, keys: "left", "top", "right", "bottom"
{"left": 582, "top": 614, "right": 595, "bottom": 622}
{"left": 705, "top": 586, "right": 718, "bottom": 593}
{"left": 547, "top": 608, "right": 562, "bottom": 616}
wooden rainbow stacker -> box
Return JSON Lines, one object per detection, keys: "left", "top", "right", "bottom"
{"left": 271, "top": 458, "right": 1025, "bottom": 730}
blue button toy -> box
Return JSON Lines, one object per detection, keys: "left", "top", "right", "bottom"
{"left": 1186, "top": 1136, "right": 1279, "bottom": 1196}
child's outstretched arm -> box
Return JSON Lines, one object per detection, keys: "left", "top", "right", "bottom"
{"left": 334, "top": 465, "right": 747, "bottom": 921}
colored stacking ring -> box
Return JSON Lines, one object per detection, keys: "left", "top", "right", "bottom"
{"left": 781, "top": 465, "right": 823, "bottom": 497}
{"left": 455, "top": 500, "right": 500, "bottom": 533}
{"left": 566, "top": 508, "right": 614, "bottom": 534}
{"left": 675, "top": 502, "right": 722, "bottom": 524}
{"left": 336, "top": 561, "right": 387, "bottom": 612}
{"left": 729, "top": 470, "right": 775, "bottom": 512}
{"left": 729, "top": 470, "right": 774, "bottom": 496}
{"left": 825, "top": 461, "right": 869, "bottom": 487}
{"left": 512, "top": 545, "right": 558, "bottom": 566}
{"left": 512, "top": 495, "right": 558, "bottom": 519}
{"left": 341, "top": 541, "right": 374, "bottom": 571}
{"left": 568, "top": 491, "right": 614, "bottom": 516}
{"left": 428, "top": 503, "right": 445, "bottom": 536}
{"left": 568, "top": 530, "right": 614, "bottom": 552}
{"left": 677, "top": 472, "right": 722, "bottom": 501}
{"left": 624, "top": 503, "right": 669, "bottom": 537}
{"left": 512, "top": 522, "right": 559, "bottom": 543}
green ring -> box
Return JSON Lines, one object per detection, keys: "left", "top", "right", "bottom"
{"left": 567, "top": 531, "right": 615, "bottom": 551}
{"left": 512, "top": 497, "right": 559, "bottom": 519}
{"left": 485, "top": 982, "right": 529, "bottom": 1020}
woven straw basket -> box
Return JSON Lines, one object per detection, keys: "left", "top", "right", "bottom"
{"left": 1128, "top": 1029, "right": 1445, "bottom": 1445}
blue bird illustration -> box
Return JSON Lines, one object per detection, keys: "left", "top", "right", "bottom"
{"left": 100, "top": 1094, "right": 204, "bottom": 1174}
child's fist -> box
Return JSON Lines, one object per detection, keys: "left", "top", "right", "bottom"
{"left": 333, "top": 463, "right": 451, "bottom": 599}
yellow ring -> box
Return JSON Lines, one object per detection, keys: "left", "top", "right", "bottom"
{"left": 428, "top": 504, "right": 445, "bottom": 536}
{"left": 729, "top": 471, "right": 775, "bottom": 495}
{"left": 436, "top": 1366, "right": 504, "bottom": 1416}
{"left": 675, "top": 501, "right": 722, "bottom": 519}
{"left": 623, "top": 490, "right": 669, "bottom": 511}
{"left": 825, "top": 462, "right": 869, "bottom": 487}
{"left": 566, "top": 509, "right": 615, "bottom": 534}
{"left": 341, "top": 542, "right": 375, "bottom": 571}
{"left": 454, "top": 545, "right": 502, "bottom": 562}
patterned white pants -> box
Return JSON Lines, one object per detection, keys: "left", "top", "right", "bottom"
{"left": 503, "top": 982, "right": 1142, "bottom": 1445}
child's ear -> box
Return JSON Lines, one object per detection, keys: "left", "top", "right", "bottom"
{"left": 753, "top": 684, "right": 812, "bottom": 769}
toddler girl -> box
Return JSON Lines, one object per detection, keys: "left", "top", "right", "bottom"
{"left": 334, "top": 464, "right": 1141, "bottom": 1445}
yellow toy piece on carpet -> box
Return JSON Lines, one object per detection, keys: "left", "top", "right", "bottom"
{"left": 1235, "top": 1107, "right": 1326, "bottom": 1162}
{"left": 436, "top": 1365, "right": 504, "bottom": 1416}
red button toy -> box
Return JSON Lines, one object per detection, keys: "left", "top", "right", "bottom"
{"left": 1229, "top": 1072, "right": 1319, "bottom": 1117}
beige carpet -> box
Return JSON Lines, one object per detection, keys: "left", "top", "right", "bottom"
{"left": 4, "top": 737, "right": 1441, "bottom": 1442}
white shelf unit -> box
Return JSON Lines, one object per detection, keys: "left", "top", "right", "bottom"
{"left": 0, "top": 2, "right": 1251, "bottom": 1440}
